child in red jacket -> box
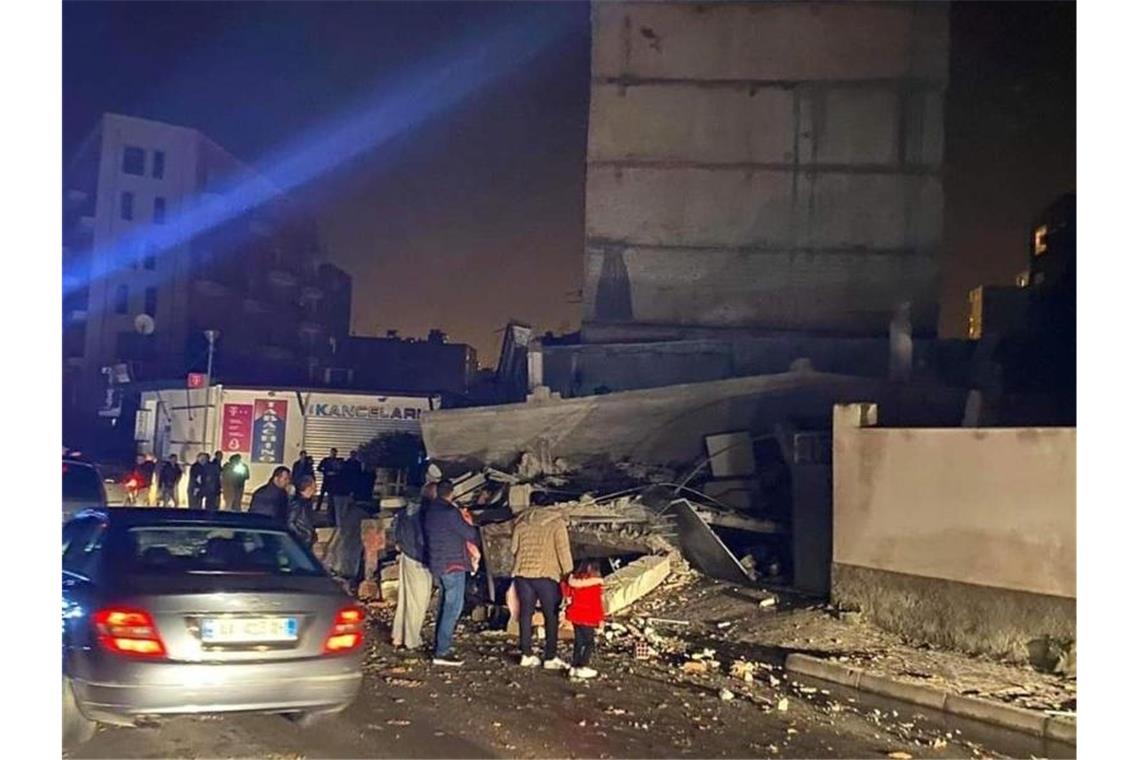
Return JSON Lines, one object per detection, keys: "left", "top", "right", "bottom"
{"left": 562, "top": 560, "right": 605, "bottom": 680}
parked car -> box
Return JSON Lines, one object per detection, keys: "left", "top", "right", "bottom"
{"left": 62, "top": 509, "right": 364, "bottom": 748}
{"left": 63, "top": 458, "right": 107, "bottom": 521}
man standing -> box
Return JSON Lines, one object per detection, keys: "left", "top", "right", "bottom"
{"left": 138, "top": 454, "right": 157, "bottom": 506}
{"left": 188, "top": 453, "right": 210, "bottom": 509}
{"left": 292, "top": 450, "right": 315, "bottom": 484}
{"left": 317, "top": 448, "right": 342, "bottom": 518}
{"left": 249, "top": 466, "right": 292, "bottom": 522}
{"left": 204, "top": 451, "right": 224, "bottom": 511}
{"left": 510, "top": 506, "right": 574, "bottom": 670}
{"left": 422, "top": 480, "right": 478, "bottom": 667}
{"left": 287, "top": 475, "right": 318, "bottom": 549}
{"left": 158, "top": 455, "right": 182, "bottom": 507}
{"left": 391, "top": 482, "right": 435, "bottom": 652}
{"left": 342, "top": 450, "right": 363, "bottom": 502}
{"left": 221, "top": 454, "right": 249, "bottom": 510}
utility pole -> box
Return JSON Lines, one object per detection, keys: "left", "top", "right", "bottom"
{"left": 202, "top": 330, "right": 219, "bottom": 451}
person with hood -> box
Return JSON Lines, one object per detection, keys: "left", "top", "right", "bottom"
{"left": 287, "top": 475, "right": 318, "bottom": 549}
{"left": 391, "top": 481, "right": 435, "bottom": 651}
{"left": 510, "top": 505, "right": 574, "bottom": 670}
{"left": 221, "top": 454, "right": 249, "bottom": 510}
{"left": 422, "top": 480, "right": 479, "bottom": 667}
{"left": 248, "top": 466, "right": 291, "bottom": 522}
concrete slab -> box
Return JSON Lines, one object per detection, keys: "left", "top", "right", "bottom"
{"left": 604, "top": 554, "right": 672, "bottom": 615}
{"left": 665, "top": 498, "right": 750, "bottom": 584}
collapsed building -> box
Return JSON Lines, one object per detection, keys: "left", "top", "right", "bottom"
{"left": 410, "top": 1, "right": 1073, "bottom": 664}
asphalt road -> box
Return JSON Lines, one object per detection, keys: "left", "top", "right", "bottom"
{"left": 69, "top": 621, "right": 1073, "bottom": 759}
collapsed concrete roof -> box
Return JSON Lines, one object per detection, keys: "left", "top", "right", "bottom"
{"left": 421, "top": 369, "right": 966, "bottom": 468}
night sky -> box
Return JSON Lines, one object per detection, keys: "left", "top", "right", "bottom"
{"left": 63, "top": 1, "right": 1074, "bottom": 363}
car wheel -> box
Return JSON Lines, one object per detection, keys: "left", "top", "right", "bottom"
{"left": 288, "top": 705, "right": 348, "bottom": 729}
{"left": 62, "top": 677, "right": 97, "bottom": 748}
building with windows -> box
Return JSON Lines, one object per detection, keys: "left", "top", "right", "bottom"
{"left": 63, "top": 113, "right": 352, "bottom": 447}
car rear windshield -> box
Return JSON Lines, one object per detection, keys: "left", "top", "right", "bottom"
{"left": 118, "top": 526, "right": 324, "bottom": 576}
{"left": 63, "top": 462, "right": 103, "bottom": 503}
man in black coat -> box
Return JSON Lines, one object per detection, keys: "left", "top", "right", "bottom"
{"left": 249, "top": 466, "right": 292, "bottom": 522}
{"left": 317, "top": 448, "right": 342, "bottom": 515}
{"left": 292, "top": 450, "right": 315, "bottom": 484}
{"left": 158, "top": 455, "right": 182, "bottom": 507}
{"left": 203, "top": 451, "right": 224, "bottom": 510}
{"left": 188, "top": 453, "right": 210, "bottom": 509}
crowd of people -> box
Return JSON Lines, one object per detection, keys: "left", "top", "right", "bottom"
{"left": 390, "top": 476, "right": 605, "bottom": 680}
{"left": 123, "top": 448, "right": 606, "bottom": 679}
{"left": 123, "top": 447, "right": 373, "bottom": 565}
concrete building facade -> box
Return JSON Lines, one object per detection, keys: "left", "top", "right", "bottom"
{"left": 63, "top": 113, "right": 352, "bottom": 443}
{"left": 583, "top": 1, "right": 949, "bottom": 341}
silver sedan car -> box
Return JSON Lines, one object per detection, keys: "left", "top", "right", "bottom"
{"left": 62, "top": 508, "right": 364, "bottom": 748}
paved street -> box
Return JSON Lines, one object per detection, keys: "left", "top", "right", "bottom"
{"left": 71, "top": 620, "right": 1073, "bottom": 759}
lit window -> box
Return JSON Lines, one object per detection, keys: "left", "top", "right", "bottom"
{"left": 154, "top": 197, "right": 166, "bottom": 224}
{"left": 144, "top": 287, "right": 158, "bottom": 317}
{"left": 122, "top": 146, "right": 145, "bottom": 176}
{"left": 114, "top": 285, "right": 129, "bottom": 315}
{"left": 1033, "top": 225, "right": 1048, "bottom": 256}
{"left": 152, "top": 150, "right": 165, "bottom": 179}
{"left": 120, "top": 192, "right": 134, "bottom": 221}
{"left": 1016, "top": 270, "right": 1030, "bottom": 288}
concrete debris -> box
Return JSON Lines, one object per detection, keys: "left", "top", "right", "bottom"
{"left": 777, "top": 698, "right": 789, "bottom": 712}
{"left": 719, "top": 688, "right": 735, "bottom": 702}
{"left": 759, "top": 597, "right": 778, "bottom": 609}
{"left": 681, "top": 661, "right": 709, "bottom": 675}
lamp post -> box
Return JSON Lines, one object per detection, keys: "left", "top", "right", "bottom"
{"left": 201, "top": 330, "right": 219, "bottom": 451}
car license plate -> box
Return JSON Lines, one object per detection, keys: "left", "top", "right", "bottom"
{"left": 200, "top": 616, "right": 298, "bottom": 643}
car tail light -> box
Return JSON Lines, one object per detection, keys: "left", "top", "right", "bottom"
{"left": 93, "top": 608, "right": 166, "bottom": 657}
{"left": 323, "top": 605, "right": 365, "bottom": 654}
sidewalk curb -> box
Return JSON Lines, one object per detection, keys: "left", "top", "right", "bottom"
{"left": 784, "top": 653, "right": 1076, "bottom": 746}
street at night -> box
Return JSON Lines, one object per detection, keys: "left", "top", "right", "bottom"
{"left": 71, "top": 578, "right": 1072, "bottom": 760}
{"left": 45, "top": 0, "right": 1090, "bottom": 758}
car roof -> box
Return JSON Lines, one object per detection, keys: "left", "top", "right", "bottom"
{"left": 69, "top": 508, "right": 285, "bottom": 530}
{"left": 63, "top": 457, "right": 99, "bottom": 469}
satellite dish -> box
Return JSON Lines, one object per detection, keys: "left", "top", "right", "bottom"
{"left": 134, "top": 314, "right": 156, "bottom": 335}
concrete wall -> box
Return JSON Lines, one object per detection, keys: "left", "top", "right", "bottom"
{"left": 538, "top": 335, "right": 976, "bottom": 398}
{"left": 583, "top": 1, "right": 948, "bottom": 338}
{"left": 831, "top": 403, "right": 1076, "bottom": 659}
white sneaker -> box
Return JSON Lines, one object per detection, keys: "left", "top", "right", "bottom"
{"left": 519, "top": 655, "right": 541, "bottom": 668}
{"left": 432, "top": 655, "right": 464, "bottom": 667}
{"left": 543, "top": 657, "right": 569, "bottom": 670}
{"left": 570, "top": 666, "right": 598, "bottom": 679}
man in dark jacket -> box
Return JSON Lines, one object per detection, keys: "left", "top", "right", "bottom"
{"left": 422, "top": 480, "right": 479, "bottom": 666}
{"left": 391, "top": 482, "right": 433, "bottom": 651}
{"left": 158, "top": 455, "right": 182, "bottom": 507}
{"left": 292, "top": 451, "right": 315, "bottom": 484}
{"left": 341, "top": 450, "right": 363, "bottom": 499}
{"left": 317, "top": 448, "right": 342, "bottom": 514}
{"left": 221, "top": 454, "right": 249, "bottom": 511}
{"left": 138, "top": 454, "right": 157, "bottom": 506}
{"left": 188, "top": 453, "right": 210, "bottom": 509}
{"left": 204, "top": 452, "right": 224, "bottom": 510}
{"left": 249, "top": 466, "right": 292, "bottom": 522}
{"left": 287, "top": 475, "right": 318, "bottom": 549}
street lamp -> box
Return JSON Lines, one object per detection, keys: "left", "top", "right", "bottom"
{"left": 201, "top": 330, "right": 219, "bottom": 451}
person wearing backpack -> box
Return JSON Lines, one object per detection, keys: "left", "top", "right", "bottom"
{"left": 391, "top": 482, "right": 435, "bottom": 652}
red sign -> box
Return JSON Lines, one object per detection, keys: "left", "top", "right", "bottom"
{"left": 187, "top": 373, "right": 207, "bottom": 389}
{"left": 221, "top": 403, "right": 253, "bottom": 453}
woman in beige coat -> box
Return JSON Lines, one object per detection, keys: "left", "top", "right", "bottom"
{"left": 510, "top": 507, "right": 574, "bottom": 669}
